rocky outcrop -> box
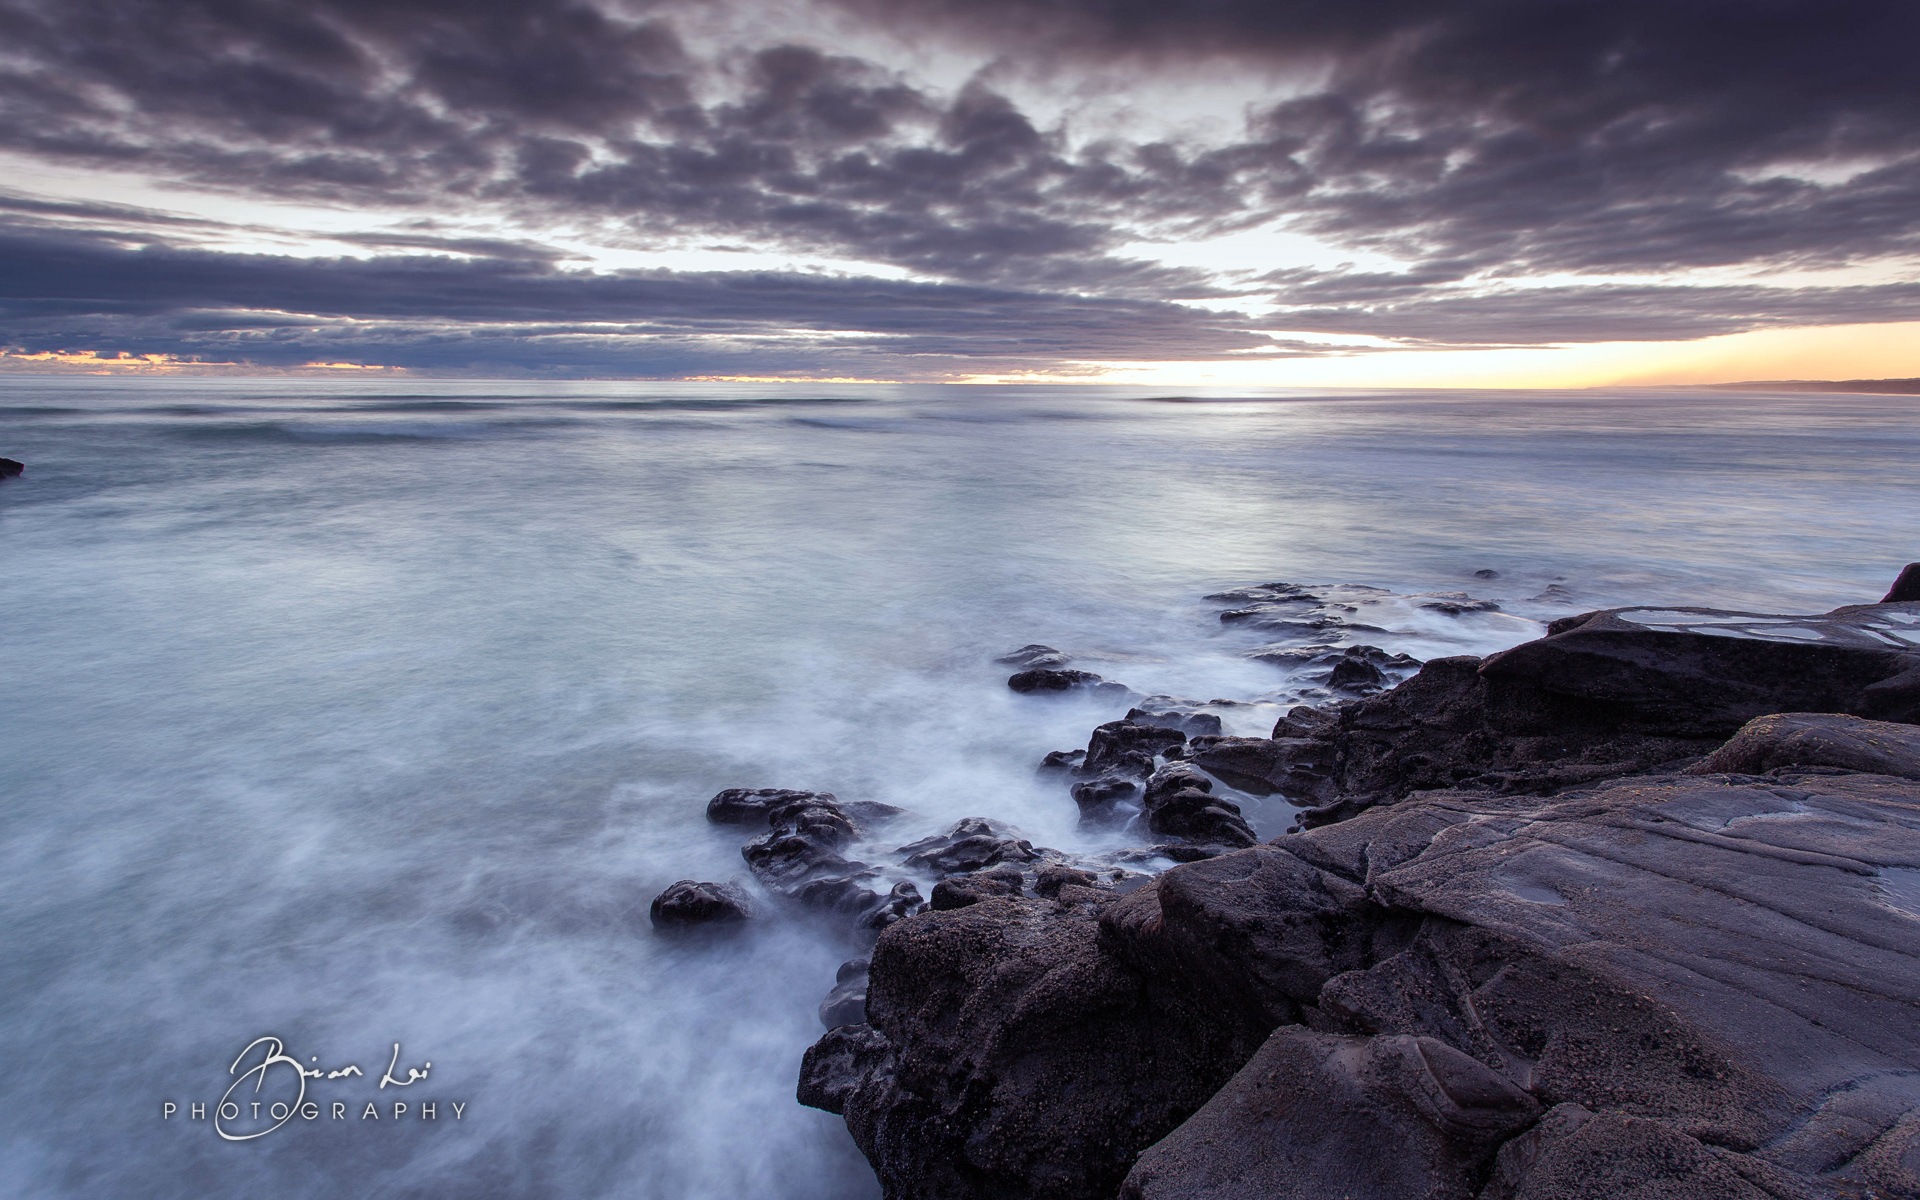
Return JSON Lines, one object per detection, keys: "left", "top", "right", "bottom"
{"left": 0, "top": 457, "right": 22, "bottom": 480}
{"left": 798, "top": 890, "right": 1260, "bottom": 1200}
{"left": 805, "top": 586, "right": 1920, "bottom": 1200}
{"left": 1195, "top": 599, "right": 1920, "bottom": 826}
{"left": 807, "top": 765, "right": 1920, "bottom": 1200}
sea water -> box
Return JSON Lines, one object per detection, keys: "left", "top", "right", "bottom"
{"left": 1, "top": 379, "right": 1915, "bottom": 1197}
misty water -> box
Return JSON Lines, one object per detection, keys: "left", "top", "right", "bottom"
{"left": 2, "top": 379, "right": 1916, "bottom": 1197}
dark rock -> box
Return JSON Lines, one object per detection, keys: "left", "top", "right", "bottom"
{"left": 897, "top": 818, "right": 1037, "bottom": 877}
{"left": 738, "top": 794, "right": 907, "bottom": 924}
{"left": 707, "top": 787, "right": 835, "bottom": 826}
{"left": 820, "top": 958, "right": 871, "bottom": 1028}
{"left": 1126, "top": 702, "right": 1225, "bottom": 737}
{"left": 1690, "top": 711, "right": 1920, "bottom": 780}
{"left": 1138, "top": 763, "right": 1255, "bottom": 846}
{"left": 1474, "top": 569, "right": 1500, "bottom": 579}
{"left": 1271, "top": 704, "right": 1339, "bottom": 740}
{"left": 1141, "top": 787, "right": 1257, "bottom": 848}
{"left": 929, "top": 865, "right": 1024, "bottom": 911}
{"left": 1204, "top": 582, "right": 1318, "bottom": 604}
{"left": 800, "top": 897, "right": 1258, "bottom": 1200}
{"left": 1068, "top": 775, "right": 1140, "bottom": 825}
{"left": 1419, "top": 593, "right": 1501, "bottom": 615}
{"left": 1255, "top": 600, "right": 1920, "bottom": 826}
{"left": 1007, "top": 668, "right": 1131, "bottom": 698}
{"left": 1886, "top": 563, "right": 1920, "bottom": 603}
{"left": 1220, "top": 607, "right": 1345, "bottom": 633}
{"left": 790, "top": 868, "right": 886, "bottom": 913}
{"left": 1121, "top": 1031, "right": 1538, "bottom": 1200}
{"left": 815, "top": 768, "right": 1920, "bottom": 1200}
{"left": 996, "top": 644, "right": 1071, "bottom": 668}
{"left": 1033, "top": 865, "right": 1098, "bottom": 898}
{"left": 862, "top": 881, "right": 925, "bottom": 930}
{"left": 0, "top": 457, "right": 22, "bottom": 480}
{"left": 1037, "top": 749, "right": 1086, "bottom": 774}
{"left": 1142, "top": 764, "right": 1212, "bottom": 809}
{"left": 1478, "top": 1103, "right": 1809, "bottom": 1200}
{"left": 647, "top": 880, "right": 753, "bottom": 931}
{"left": 798, "top": 1022, "right": 890, "bottom": 1113}
{"left": 1081, "top": 720, "right": 1187, "bottom": 778}
{"left": 1185, "top": 735, "right": 1339, "bottom": 803}
{"left": 1544, "top": 609, "right": 1603, "bottom": 635}
{"left": 1101, "top": 843, "right": 1390, "bottom": 1029}
{"left": 1481, "top": 601, "right": 1920, "bottom": 732}
{"left": 1248, "top": 642, "right": 1421, "bottom": 688}
{"left": 1327, "top": 654, "right": 1386, "bottom": 692}
{"left": 843, "top": 800, "right": 908, "bottom": 826}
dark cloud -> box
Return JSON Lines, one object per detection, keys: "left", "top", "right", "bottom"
{"left": 0, "top": 0, "right": 1915, "bottom": 374}
{"left": 0, "top": 219, "right": 1275, "bottom": 374}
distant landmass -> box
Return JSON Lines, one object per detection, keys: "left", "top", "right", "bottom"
{"left": 1705, "top": 377, "right": 1920, "bottom": 394}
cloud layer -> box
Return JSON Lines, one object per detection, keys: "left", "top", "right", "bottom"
{"left": 0, "top": 0, "right": 1914, "bottom": 375}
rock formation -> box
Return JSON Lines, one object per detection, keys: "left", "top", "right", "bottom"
{"left": 801, "top": 586, "right": 1920, "bottom": 1200}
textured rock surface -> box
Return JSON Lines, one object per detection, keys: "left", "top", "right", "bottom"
{"left": 802, "top": 894, "right": 1258, "bottom": 1200}
{"left": 1691, "top": 711, "right": 1920, "bottom": 780}
{"left": 800, "top": 587, "right": 1920, "bottom": 1199}
{"left": 1121, "top": 1031, "right": 1539, "bottom": 1200}
{"left": 1887, "top": 564, "right": 1920, "bottom": 604}
{"left": 707, "top": 787, "right": 838, "bottom": 825}
{"left": 647, "top": 879, "right": 752, "bottom": 930}
{"left": 1009, "top": 668, "right": 1132, "bottom": 698}
{"left": 1204, "top": 600, "right": 1920, "bottom": 826}
{"left": 809, "top": 767, "right": 1920, "bottom": 1200}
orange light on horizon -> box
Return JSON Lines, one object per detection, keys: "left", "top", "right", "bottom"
{"left": 0, "top": 350, "right": 403, "bottom": 374}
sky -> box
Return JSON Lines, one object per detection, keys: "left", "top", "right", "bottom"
{"left": 1, "top": 0, "right": 1916, "bottom": 385}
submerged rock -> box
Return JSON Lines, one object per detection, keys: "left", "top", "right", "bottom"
{"left": 1246, "top": 642, "right": 1422, "bottom": 694}
{"left": 648, "top": 880, "right": 753, "bottom": 930}
{"left": 897, "top": 818, "right": 1037, "bottom": 877}
{"left": 1007, "top": 668, "right": 1131, "bottom": 698}
{"left": 1418, "top": 593, "right": 1502, "bottom": 615}
{"left": 995, "top": 644, "right": 1071, "bottom": 668}
{"left": 1126, "top": 698, "right": 1227, "bottom": 737}
{"left": 1037, "top": 748, "right": 1087, "bottom": 774}
{"left": 1069, "top": 775, "right": 1140, "bottom": 825}
{"left": 819, "top": 958, "right": 871, "bottom": 1028}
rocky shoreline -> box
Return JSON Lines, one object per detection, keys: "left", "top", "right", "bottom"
{"left": 667, "top": 568, "right": 1920, "bottom": 1199}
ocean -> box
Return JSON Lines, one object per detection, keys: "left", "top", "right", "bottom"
{"left": 2, "top": 378, "right": 1915, "bottom": 1197}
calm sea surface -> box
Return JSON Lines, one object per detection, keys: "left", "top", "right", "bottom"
{"left": 2, "top": 379, "right": 1915, "bottom": 1197}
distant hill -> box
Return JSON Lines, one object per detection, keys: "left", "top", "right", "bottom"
{"left": 1705, "top": 378, "right": 1920, "bottom": 394}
